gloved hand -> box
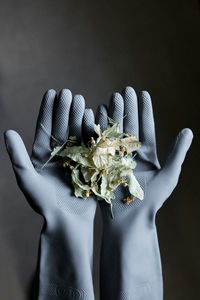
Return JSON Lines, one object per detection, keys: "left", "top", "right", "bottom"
{"left": 96, "top": 86, "right": 193, "bottom": 300}
{"left": 4, "top": 89, "right": 96, "bottom": 300}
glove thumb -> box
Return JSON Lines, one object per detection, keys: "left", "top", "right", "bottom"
{"left": 160, "top": 128, "right": 193, "bottom": 187}
{"left": 4, "top": 130, "right": 35, "bottom": 175}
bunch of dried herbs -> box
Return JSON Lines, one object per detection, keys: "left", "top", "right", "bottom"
{"left": 50, "top": 117, "right": 144, "bottom": 217}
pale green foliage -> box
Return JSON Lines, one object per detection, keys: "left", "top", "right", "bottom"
{"left": 51, "top": 118, "right": 144, "bottom": 216}
{"left": 59, "top": 146, "right": 92, "bottom": 167}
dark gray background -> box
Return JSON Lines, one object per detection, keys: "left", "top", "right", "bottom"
{"left": 0, "top": 0, "right": 199, "bottom": 299}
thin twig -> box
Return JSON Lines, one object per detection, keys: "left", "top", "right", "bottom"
{"left": 40, "top": 123, "right": 60, "bottom": 143}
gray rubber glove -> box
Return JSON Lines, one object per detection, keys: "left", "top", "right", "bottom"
{"left": 96, "top": 86, "right": 193, "bottom": 300}
{"left": 4, "top": 89, "right": 96, "bottom": 300}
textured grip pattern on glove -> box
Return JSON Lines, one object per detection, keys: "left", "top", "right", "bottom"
{"left": 32, "top": 89, "right": 56, "bottom": 168}
{"left": 40, "top": 280, "right": 92, "bottom": 300}
{"left": 100, "top": 173, "right": 146, "bottom": 218}
{"left": 112, "top": 173, "right": 146, "bottom": 216}
{"left": 109, "top": 92, "right": 124, "bottom": 132}
{"left": 51, "top": 89, "right": 72, "bottom": 147}
{"left": 68, "top": 94, "right": 85, "bottom": 142}
{"left": 96, "top": 87, "right": 160, "bottom": 170}
{"left": 119, "top": 280, "right": 155, "bottom": 300}
{"left": 56, "top": 176, "right": 92, "bottom": 215}
{"left": 31, "top": 90, "right": 96, "bottom": 215}
{"left": 122, "top": 87, "right": 139, "bottom": 139}
{"left": 137, "top": 91, "right": 160, "bottom": 169}
{"left": 95, "top": 104, "right": 108, "bottom": 131}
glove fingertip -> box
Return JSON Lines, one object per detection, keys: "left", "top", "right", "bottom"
{"left": 4, "top": 129, "right": 35, "bottom": 172}
{"left": 83, "top": 108, "right": 95, "bottom": 143}
{"left": 179, "top": 128, "right": 194, "bottom": 149}
{"left": 180, "top": 127, "right": 193, "bottom": 138}
{"left": 4, "top": 129, "right": 20, "bottom": 152}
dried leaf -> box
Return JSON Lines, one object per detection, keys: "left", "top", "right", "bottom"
{"left": 50, "top": 117, "right": 144, "bottom": 217}
{"left": 94, "top": 124, "right": 102, "bottom": 137}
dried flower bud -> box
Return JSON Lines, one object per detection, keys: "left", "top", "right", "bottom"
{"left": 99, "top": 170, "right": 104, "bottom": 176}
{"left": 123, "top": 195, "right": 135, "bottom": 204}
{"left": 88, "top": 168, "right": 93, "bottom": 173}
{"left": 85, "top": 190, "right": 90, "bottom": 197}
{"left": 66, "top": 141, "right": 75, "bottom": 147}
{"left": 90, "top": 137, "right": 96, "bottom": 145}
{"left": 125, "top": 133, "right": 132, "bottom": 137}
{"left": 120, "top": 147, "right": 126, "bottom": 155}
{"left": 63, "top": 160, "right": 70, "bottom": 167}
